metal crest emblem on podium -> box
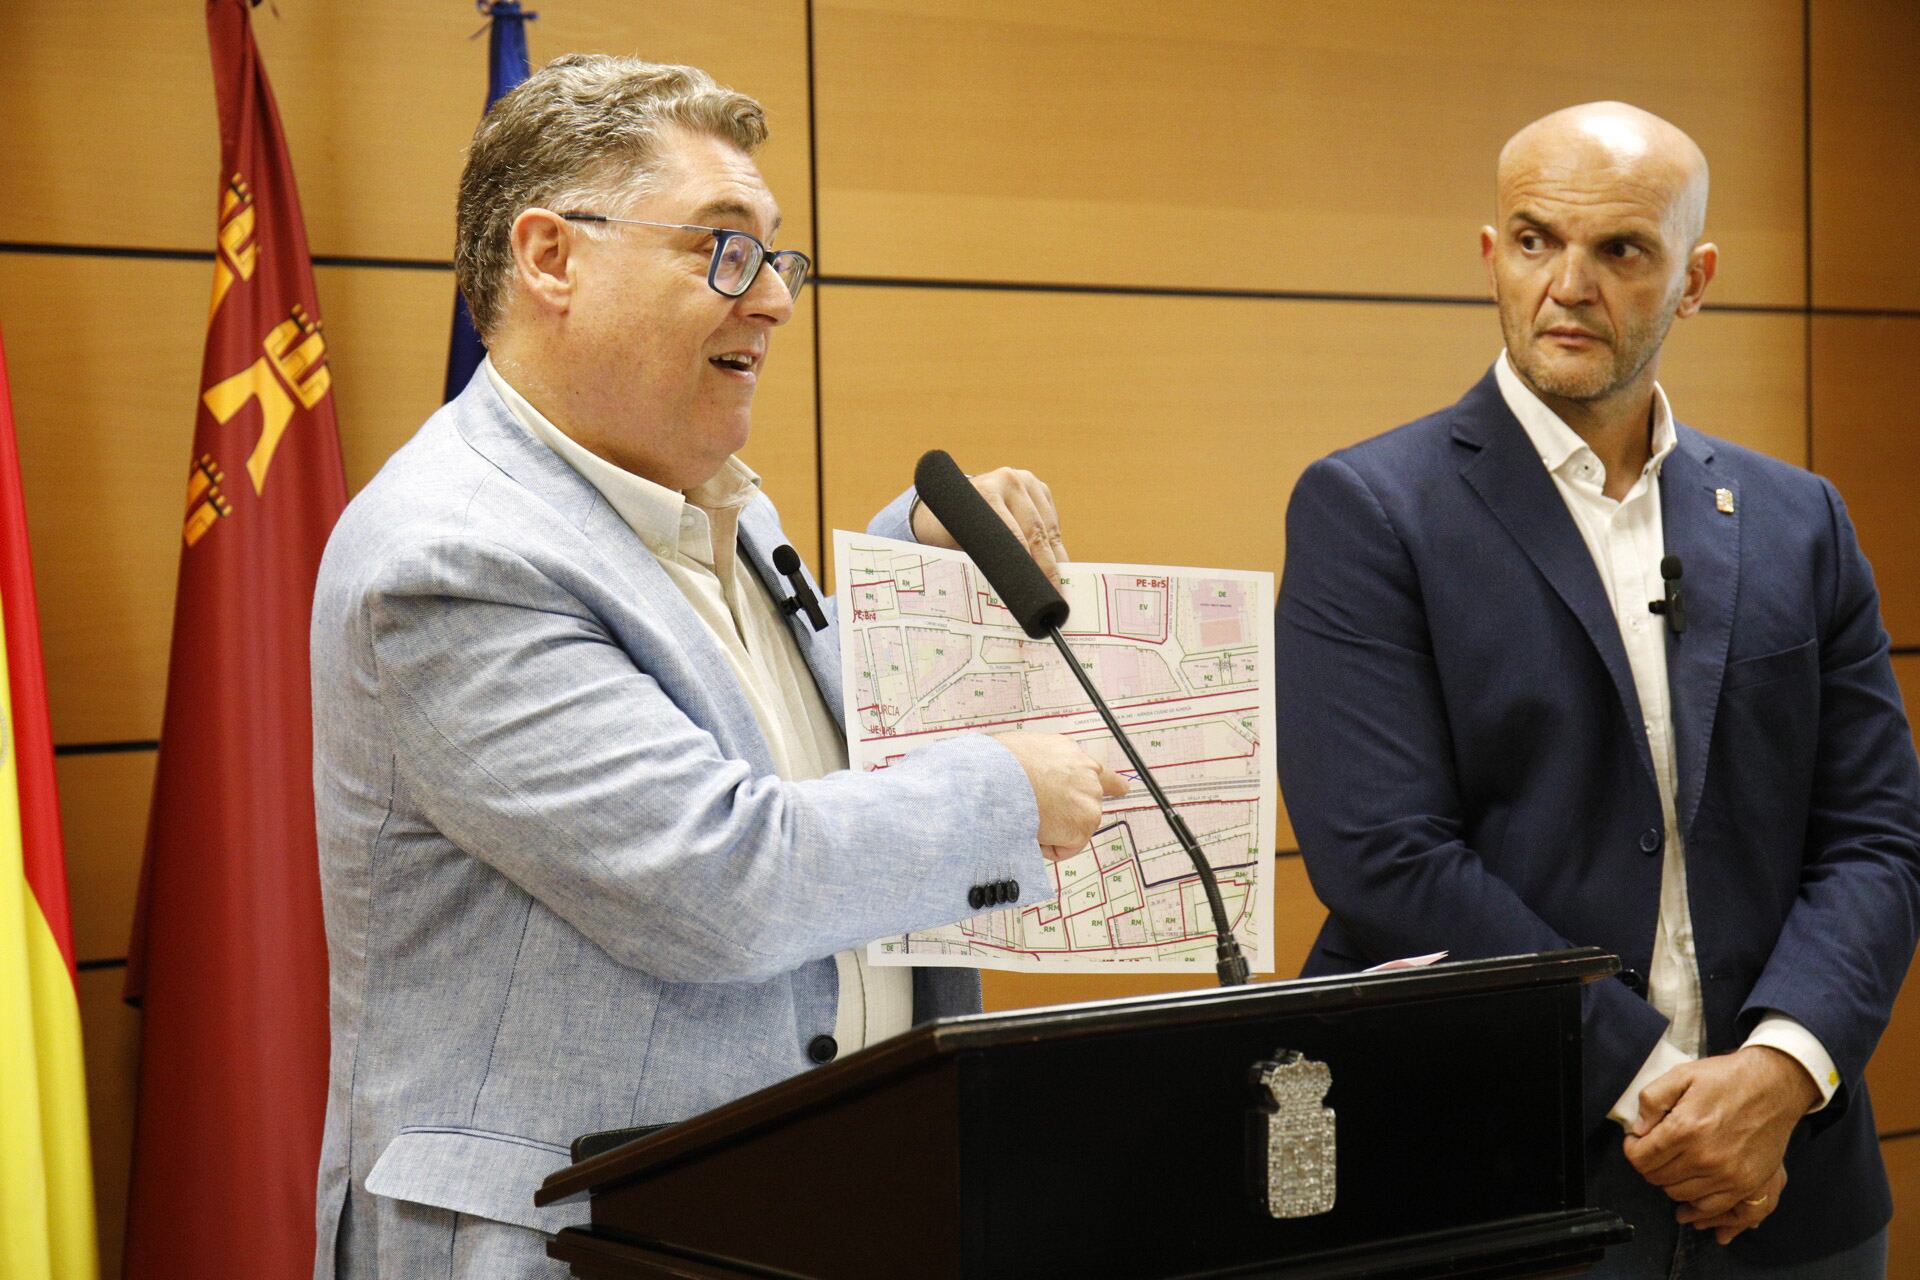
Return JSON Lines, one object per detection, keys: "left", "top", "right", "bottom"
{"left": 1248, "top": 1050, "right": 1336, "bottom": 1218}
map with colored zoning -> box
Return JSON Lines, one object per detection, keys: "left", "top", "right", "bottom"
{"left": 835, "top": 532, "right": 1276, "bottom": 974}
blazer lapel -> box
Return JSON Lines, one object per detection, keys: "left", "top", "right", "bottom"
{"left": 1451, "top": 376, "right": 1659, "bottom": 790}
{"left": 448, "top": 375, "right": 780, "bottom": 773}
{"left": 1658, "top": 428, "right": 1739, "bottom": 841}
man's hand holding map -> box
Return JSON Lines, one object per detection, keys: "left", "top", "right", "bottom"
{"left": 836, "top": 531, "right": 1277, "bottom": 974}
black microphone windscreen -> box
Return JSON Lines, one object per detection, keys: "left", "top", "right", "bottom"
{"left": 913, "top": 450, "right": 1069, "bottom": 638}
{"left": 772, "top": 544, "right": 802, "bottom": 575}
{"left": 1661, "top": 554, "right": 1683, "bottom": 582}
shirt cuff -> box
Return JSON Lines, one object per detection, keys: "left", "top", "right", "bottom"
{"left": 906, "top": 492, "right": 924, "bottom": 543}
{"left": 1744, "top": 1013, "right": 1839, "bottom": 1113}
{"left": 1609, "top": 1035, "right": 1695, "bottom": 1132}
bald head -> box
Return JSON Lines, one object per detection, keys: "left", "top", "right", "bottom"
{"left": 1498, "top": 102, "right": 1709, "bottom": 246}
{"left": 1480, "top": 101, "right": 1720, "bottom": 420}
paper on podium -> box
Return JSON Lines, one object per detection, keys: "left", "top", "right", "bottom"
{"left": 837, "top": 531, "right": 1276, "bottom": 974}
{"left": 1363, "top": 951, "right": 1449, "bottom": 972}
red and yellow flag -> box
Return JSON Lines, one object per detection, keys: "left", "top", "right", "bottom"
{"left": 123, "top": 1, "right": 346, "bottom": 1274}
{"left": 0, "top": 324, "right": 97, "bottom": 1278}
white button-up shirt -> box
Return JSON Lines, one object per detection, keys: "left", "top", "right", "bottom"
{"left": 486, "top": 359, "right": 913, "bottom": 1052}
{"left": 1492, "top": 353, "right": 1836, "bottom": 1128}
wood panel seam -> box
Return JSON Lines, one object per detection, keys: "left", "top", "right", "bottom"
{"left": 54, "top": 741, "right": 160, "bottom": 757}
{"left": 0, "top": 241, "right": 451, "bottom": 273}
{"left": 819, "top": 276, "right": 1863, "bottom": 317}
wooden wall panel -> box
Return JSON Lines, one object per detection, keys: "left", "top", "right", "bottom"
{"left": 1810, "top": 0, "right": 1920, "bottom": 310}
{"left": 1873, "top": 658, "right": 1920, "bottom": 1134}
{"left": 1887, "top": 1134, "right": 1920, "bottom": 1276}
{"left": 0, "top": 5, "right": 213, "bottom": 252}
{"left": 0, "top": 253, "right": 201, "bottom": 745}
{"left": 817, "top": 291, "right": 1803, "bottom": 583}
{"left": 80, "top": 967, "right": 141, "bottom": 1280}
{"left": 57, "top": 751, "right": 157, "bottom": 967}
{"left": 317, "top": 266, "right": 460, "bottom": 493}
{"left": 983, "top": 851, "right": 1324, "bottom": 1012}
{"left": 1900, "top": 655, "right": 1919, "bottom": 751}
{"left": 0, "top": 2, "right": 818, "bottom": 263}
{"left": 1655, "top": 312, "right": 1807, "bottom": 468}
{"left": 1870, "top": 954, "right": 1920, "bottom": 1137}
{"left": 738, "top": 308, "right": 823, "bottom": 572}
{"left": 1811, "top": 315, "right": 1920, "bottom": 646}
{"left": 819, "top": 288, "right": 1487, "bottom": 578}
{"left": 813, "top": 0, "right": 1804, "bottom": 305}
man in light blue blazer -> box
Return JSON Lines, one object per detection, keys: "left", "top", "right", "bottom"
{"left": 310, "top": 55, "right": 1122, "bottom": 1278}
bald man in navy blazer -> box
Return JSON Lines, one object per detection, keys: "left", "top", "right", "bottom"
{"left": 1276, "top": 103, "right": 1920, "bottom": 1278}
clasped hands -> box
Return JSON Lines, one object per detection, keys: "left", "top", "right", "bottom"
{"left": 1624, "top": 1045, "right": 1819, "bottom": 1245}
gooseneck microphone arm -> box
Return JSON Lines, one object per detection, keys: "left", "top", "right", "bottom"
{"left": 1043, "top": 628, "right": 1250, "bottom": 986}
{"left": 912, "top": 450, "right": 1252, "bottom": 987}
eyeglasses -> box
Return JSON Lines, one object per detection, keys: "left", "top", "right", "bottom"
{"left": 559, "top": 213, "right": 812, "bottom": 303}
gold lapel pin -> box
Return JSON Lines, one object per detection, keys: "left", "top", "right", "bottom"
{"left": 1715, "top": 487, "right": 1735, "bottom": 515}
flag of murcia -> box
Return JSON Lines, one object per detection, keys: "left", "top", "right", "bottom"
{"left": 123, "top": 2, "right": 347, "bottom": 1275}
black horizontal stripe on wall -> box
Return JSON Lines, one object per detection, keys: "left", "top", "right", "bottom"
{"left": 54, "top": 740, "right": 159, "bottom": 757}
{"left": 0, "top": 241, "right": 210, "bottom": 264}
{"left": 77, "top": 957, "right": 128, "bottom": 973}
{"left": 815, "top": 274, "right": 1848, "bottom": 317}
{"left": 1881, "top": 1125, "right": 1920, "bottom": 1143}
{"left": 1817, "top": 307, "right": 1920, "bottom": 320}
{"left": 1893, "top": 646, "right": 1920, "bottom": 657}
{"left": 819, "top": 274, "right": 1494, "bottom": 307}
{"left": 314, "top": 253, "right": 449, "bottom": 272}
{"left": 0, "top": 241, "right": 450, "bottom": 272}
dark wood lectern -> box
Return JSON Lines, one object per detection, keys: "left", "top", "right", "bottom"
{"left": 538, "top": 949, "right": 1629, "bottom": 1278}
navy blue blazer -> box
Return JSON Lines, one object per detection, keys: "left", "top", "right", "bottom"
{"left": 1275, "top": 370, "right": 1920, "bottom": 1259}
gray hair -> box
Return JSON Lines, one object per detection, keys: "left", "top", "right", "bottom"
{"left": 454, "top": 53, "right": 768, "bottom": 337}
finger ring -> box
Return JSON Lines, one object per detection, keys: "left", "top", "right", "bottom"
{"left": 1742, "top": 1194, "right": 1768, "bottom": 1206}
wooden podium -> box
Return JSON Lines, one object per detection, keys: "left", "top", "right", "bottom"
{"left": 537, "top": 949, "right": 1629, "bottom": 1278}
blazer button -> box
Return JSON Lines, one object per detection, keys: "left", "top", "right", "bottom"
{"left": 807, "top": 1034, "right": 838, "bottom": 1064}
{"left": 1618, "top": 969, "right": 1648, "bottom": 997}
{"left": 968, "top": 886, "right": 987, "bottom": 910}
{"left": 1638, "top": 828, "right": 1662, "bottom": 855}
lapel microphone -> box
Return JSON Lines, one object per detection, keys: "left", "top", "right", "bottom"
{"left": 771, "top": 544, "right": 828, "bottom": 632}
{"left": 1647, "top": 554, "right": 1686, "bottom": 635}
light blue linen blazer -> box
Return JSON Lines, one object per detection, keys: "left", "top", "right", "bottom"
{"left": 309, "top": 372, "right": 1047, "bottom": 1277}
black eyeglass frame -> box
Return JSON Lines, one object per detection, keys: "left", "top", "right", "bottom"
{"left": 558, "top": 213, "right": 812, "bottom": 302}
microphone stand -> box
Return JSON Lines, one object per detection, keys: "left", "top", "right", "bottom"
{"left": 1046, "top": 628, "right": 1252, "bottom": 987}
{"left": 911, "top": 445, "right": 1250, "bottom": 988}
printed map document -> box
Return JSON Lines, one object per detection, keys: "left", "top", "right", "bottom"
{"left": 835, "top": 531, "right": 1277, "bottom": 974}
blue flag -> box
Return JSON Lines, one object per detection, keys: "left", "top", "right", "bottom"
{"left": 445, "top": 2, "right": 535, "bottom": 402}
